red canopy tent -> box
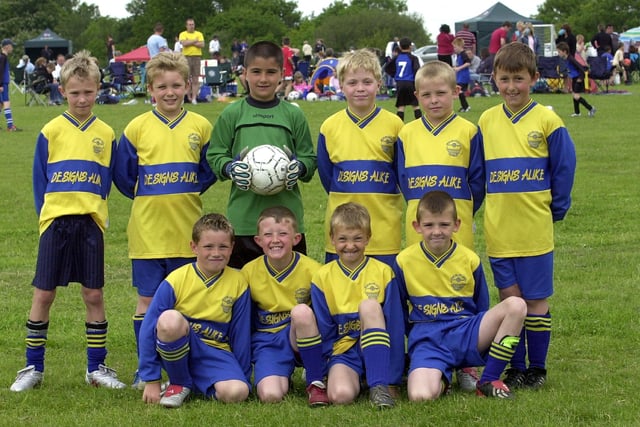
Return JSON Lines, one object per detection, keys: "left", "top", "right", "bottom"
{"left": 115, "top": 46, "right": 150, "bottom": 62}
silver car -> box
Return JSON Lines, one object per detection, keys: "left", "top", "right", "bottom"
{"left": 414, "top": 45, "right": 438, "bottom": 63}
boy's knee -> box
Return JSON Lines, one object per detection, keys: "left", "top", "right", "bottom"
{"left": 358, "top": 299, "right": 384, "bottom": 324}
{"left": 290, "top": 303, "right": 314, "bottom": 325}
{"left": 216, "top": 381, "right": 249, "bottom": 403}
{"left": 328, "top": 385, "right": 357, "bottom": 405}
{"left": 408, "top": 386, "right": 440, "bottom": 402}
{"left": 504, "top": 296, "right": 527, "bottom": 318}
{"left": 156, "top": 310, "right": 188, "bottom": 339}
{"left": 81, "top": 288, "right": 104, "bottom": 306}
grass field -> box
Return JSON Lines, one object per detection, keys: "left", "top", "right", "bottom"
{"left": 1, "top": 86, "right": 639, "bottom": 426}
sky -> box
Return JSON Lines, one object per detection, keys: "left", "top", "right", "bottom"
{"left": 95, "top": 0, "right": 543, "bottom": 37}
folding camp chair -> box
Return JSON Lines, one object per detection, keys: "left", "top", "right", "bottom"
{"left": 204, "top": 62, "right": 235, "bottom": 96}
{"left": 24, "top": 72, "right": 48, "bottom": 106}
{"left": 587, "top": 56, "right": 612, "bottom": 93}
{"left": 107, "top": 62, "right": 136, "bottom": 96}
{"left": 537, "top": 56, "right": 564, "bottom": 93}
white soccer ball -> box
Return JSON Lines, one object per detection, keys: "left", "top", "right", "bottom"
{"left": 305, "top": 92, "right": 318, "bottom": 102}
{"left": 243, "top": 145, "right": 289, "bottom": 196}
{"left": 287, "top": 91, "right": 301, "bottom": 101}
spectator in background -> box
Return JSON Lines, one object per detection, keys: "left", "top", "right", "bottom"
{"left": 456, "top": 23, "right": 476, "bottom": 54}
{"left": 147, "top": 23, "right": 169, "bottom": 58}
{"left": 591, "top": 24, "right": 612, "bottom": 55}
{"left": 173, "top": 36, "right": 182, "bottom": 53}
{"left": 555, "top": 24, "right": 577, "bottom": 56}
{"left": 209, "top": 35, "right": 221, "bottom": 59}
{"left": 179, "top": 17, "right": 205, "bottom": 105}
{"left": 18, "top": 55, "right": 35, "bottom": 75}
{"left": 302, "top": 40, "right": 312, "bottom": 62}
{"left": 33, "top": 57, "right": 64, "bottom": 105}
{"left": 106, "top": 35, "right": 115, "bottom": 63}
{"left": 467, "top": 49, "right": 481, "bottom": 81}
{"left": 40, "top": 45, "right": 54, "bottom": 61}
{"left": 51, "top": 54, "right": 66, "bottom": 82}
{"left": 519, "top": 22, "right": 540, "bottom": 55}
{"left": 437, "top": 24, "right": 455, "bottom": 66}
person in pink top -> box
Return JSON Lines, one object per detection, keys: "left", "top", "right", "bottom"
{"left": 437, "top": 24, "right": 455, "bottom": 66}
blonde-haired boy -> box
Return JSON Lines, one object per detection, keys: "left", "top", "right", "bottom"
{"left": 317, "top": 49, "right": 404, "bottom": 268}
{"left": 311, "top": 202, "right": 404, "bottom": 408}
{"left": 113, "top": 51, "right": 216, "bottom": 388}
{"left": 11, "top": 50, "right": 125, "bottom": 392}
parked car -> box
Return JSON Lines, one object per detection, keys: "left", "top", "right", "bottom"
{"left": 414, "top": 45, "right": 438, "bottom": 64}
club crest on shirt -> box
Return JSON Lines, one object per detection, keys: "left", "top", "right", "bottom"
{"left": 446, "top": 140, "right": 462, "bottom": 157}
{"left": 188, "top": 133, "right": 202, "bottom": 151}
{"left": 380, "top": 136, "right": 395, "bottom": 155}
{"left": 527, "top": 131, "right": 543, "bottom": 149}
{"left": 221, "top": 296, "right": 234, "bottom": 313}
{"left": 450, "top": 274, "right": 467, "bottom": 292}
{"left": 364, "top": 282, "right": 381, "bottom": 299}
{"left": 92, "top": 138, "right": 105, "bottom": 155}
{"left": 295, "top": 288, "right": 310, "bottom": 304}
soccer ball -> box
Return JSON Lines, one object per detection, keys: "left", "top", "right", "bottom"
{"left": 287, "top": 91, "right": 301, "bottom": 101}
{"left": 305, "top": 92, "right": 318, "bottom": 102}
{"left": 243, "top": 145, "right": 289, "bottom": 196}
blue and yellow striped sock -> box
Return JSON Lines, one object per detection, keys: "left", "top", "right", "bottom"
{"left": 133, "top": 313, "right": 144, "bottom": 357}
{"left": 297, "top": 334, "right": 324, "bottom": 385}
{"left": 361, "top": 328, "right": 390, "bottom": 388}
{"left": 25, "top": 320, "right": 48, "bottom": 372}
{"left": 157, "top": 334, "right": 192, "bottom": 388}
{"left": 86, "top": 321, "right": 108, "bottom": 372}
{"left": 526, "top": 312, "right": 551, "bottom": 370}
{"left": 480, "top": 336, "right": 519, "bottom": 383}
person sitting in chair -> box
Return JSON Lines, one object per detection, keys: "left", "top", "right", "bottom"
{"left": 33, "top": 57, "right": 64, "bottom": 105}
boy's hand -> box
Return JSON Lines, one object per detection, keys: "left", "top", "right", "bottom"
{"left": 142, "top": 382, "right": 162, "bottom": 404}
{"left": 282, "top": 146, "right": 304, "bottom": 190}
{"left": 225, "top": 147, "right": 252, "bottom": 191}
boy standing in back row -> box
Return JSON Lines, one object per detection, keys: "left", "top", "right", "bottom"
{"left": 11, "top": 50, "right": 125, "bottom": 392}
{"left": 207, "top": 40, "right": 317, "bottom": 269}
{"left": 113, "top": 51, "right": 216, "bottom": 389}
{"left": 478, "top": 42, "right": 576, "bottom": 389}
{"left": 317, "top": 48, "right": 404, "bottom": 267}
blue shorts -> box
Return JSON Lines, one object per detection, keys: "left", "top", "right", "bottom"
{"left": 251, "top": 326, "right": 300, "bottom": 384}
{"left": 489, "top": 252, "right": 554, "bottom": 299}
{"left": 1, "top": 84, "right": 9, "bottom": 102}
{"left": 329, "top": 343, "right": 364, "bottom": 378}
{"left": 171, "top": 330, "right": 250, "bottom": 397}
{"left": 325, "top": 252, "right": 397, "bottom": 268}
{"left": 407, "top": 315, "right": 486, "bottom": 383}
{"left": 132, "top": 258, "right": 194, "bottom": 297}
{"left": 33, "top": 215, "right": 104, "bottom": 290}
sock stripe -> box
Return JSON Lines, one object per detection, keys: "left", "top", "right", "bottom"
{"left": 157, "top": 342, "right": 190, "bottom": 362}
{"left": 361, "top": 331, "right": 390, "bottom": 349}
{"left": 297, "top": 335, "right": 322, "bottom": 349}
{"left": 525, "top": 315, "right": 551, "bottom": 332}
{"left": 489, "top": 341, "right": 516, "bottom": 362}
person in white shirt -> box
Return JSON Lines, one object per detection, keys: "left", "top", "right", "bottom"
{"left": 208, "top": 35, "right": 220, "bottom": 58}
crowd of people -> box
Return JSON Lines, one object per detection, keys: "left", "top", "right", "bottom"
{"left": 5, "top": 21, "right": 583, "bottom": 412}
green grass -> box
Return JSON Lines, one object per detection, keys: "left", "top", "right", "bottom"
{"left": 1, "top": 88, "right": 639, "bottom": 426}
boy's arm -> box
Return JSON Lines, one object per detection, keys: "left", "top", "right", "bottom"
{"left": 469, "top": 130, "right": 485, "bottom": 214}
{"left": 112, "top": 134, "right": 139, "bottom": 199}
{"left": 206, "top": 112, "right": 236, "bottom": 180}
{"left": 198, "top": 143, "right": 217, "bottom": 193}
{"left": 382, "top": 275, "right": 406, "bottom": 386}
{"left": 316, "top": 133, "right": 332, "bottom": 193}
{"left": 229, "top": 287, "right": 253, "bottom": 383}
{"left": 547, "top": 127, "right": 577, "bottom": 221}
{"left": 395, "top": 136, "right": 409, "bottom": 200}
{"left": 289, "top": 112, "right": 317, "bottom": 183}
{"left": 138, "top": 281, "right": 177, "bottom": 382}
{"left": 32, "top": 133, "right": 49, "bottom": 215}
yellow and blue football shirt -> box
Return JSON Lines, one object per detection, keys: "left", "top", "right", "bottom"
{"left": 241, "top": 252, "right": 321, "bottom": 333}
{"left": 33, "top": 112, "right": 115, "bottom": 234}
{"left": 138, "top": 263, "right": 251, "bottom": 382}
{"left": 310, "top": 256, "right": 405, "bottom": 385}
{"left": 397, "top": 112, "right": 484, "bottom": 249}
{"left": 317, "top": 107, "right": 404, "bottom": 256}
{"left": 478, "top": 101, "right": 576, "bottom": 257}
{"left": 114, "top": 109, "right": 215, "bottom": 259}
